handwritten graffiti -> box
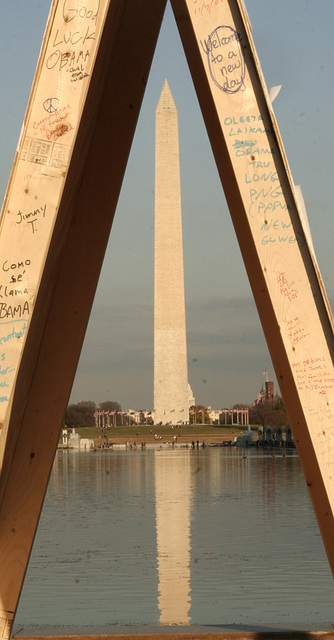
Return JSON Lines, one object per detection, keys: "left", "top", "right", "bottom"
{"left": 68, "top": 64, "right": 89, "bottom": 82}
{"left": 46, "top": 48, "right": 91, "bottom": 72}
{"left": 282, "top": 316, "right": 309, "bottom": 346}
{"left": 292, "top": 358, "right": 334, "bottom": 394}
{"left": 16, "top": 204, "right": 47, "bottom": 234}
{"left": 276, "top": 271, "right": 298, "bottom": 301}
{"left": 201, "top": 25, "right": 245, "bottom": 93}
{"left": 0, "top": 323, "right": 28, "bottom": 345}
{"left": 1, "top": 258, "right": 32, "bottom": 295}
{"left": 2, "top": 258, "right": 31, "bottom": 272}
{"left": 43, "top": 97, "right": 59, "bottom": 114}
{"left": 0, "top": 302, "right": 30, "bottom": 319}
{"left": 46, "top": 0, "right": 100, "bottom": 76}
{"left": 0, "top": 286, "right": 29, "bottom": 299}
{"left": 62, "top": 0, "right": 100, "bottom": 24}
{"left": 0, "top": 322, "right": 28, "bottom": 400}
{"left": 193, "top": 0, "right": 225, "bottom": 16}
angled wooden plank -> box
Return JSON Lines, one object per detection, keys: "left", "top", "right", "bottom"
{"left": 0, "top": 0, "right": 109, "bottom": 430}
{"left": 170, "top": 0, "right": 334, "bottom": 572}
{"left": 0, "top": 1, "right": 167, "bottom": 637}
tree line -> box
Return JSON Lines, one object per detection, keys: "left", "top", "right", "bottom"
{"left": 64, "top": 400, "right": 121, "bottom": 429}
{"left": 64, "top": 397, "right": 288, "bottom": 429}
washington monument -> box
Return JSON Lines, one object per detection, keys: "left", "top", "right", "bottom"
{"left": 154, "top": 80, "right": 191, "bottom": 425}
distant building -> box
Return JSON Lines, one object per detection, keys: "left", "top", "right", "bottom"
{"left": 265, "top": 380, "right": 274, "bottom": 402}
{"left": 253, "top": 374, "right": 275, "bottom": 405}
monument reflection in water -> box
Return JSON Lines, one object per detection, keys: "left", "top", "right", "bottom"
{"left": 14, "top": 448, "right": 334, "bottom": 629}
{"left": 155, "top": 451, "right": 191, "bottom": 624}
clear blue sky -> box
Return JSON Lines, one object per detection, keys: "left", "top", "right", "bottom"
{"left": 1, "top": 1, "right": 333, "bottom": 411}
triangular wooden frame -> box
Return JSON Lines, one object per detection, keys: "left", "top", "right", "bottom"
{"left": 0, "top": 1, "right": 333, "bottom": 636}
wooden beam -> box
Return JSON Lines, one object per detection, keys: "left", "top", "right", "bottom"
{"left": 0, "top": 1, "right": 166, "bottom": 637}
{"left": 171, "top": 0, "right": 334, "bottom": 571}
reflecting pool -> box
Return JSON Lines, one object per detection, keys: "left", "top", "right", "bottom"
{"left": 14, "top": 447, "right": 334, "bottom": 629}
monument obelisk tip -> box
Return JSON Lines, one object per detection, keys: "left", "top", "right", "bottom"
{"left": 156, "top": 79, "right": 176, "bottom": 113}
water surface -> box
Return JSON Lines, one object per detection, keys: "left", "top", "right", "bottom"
{"left": 14, "top": 447, "right": 334, "bottom": 629}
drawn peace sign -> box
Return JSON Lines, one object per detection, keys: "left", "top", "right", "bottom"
{"left": 43, "top": 97, "right": 59, "bottom": 113}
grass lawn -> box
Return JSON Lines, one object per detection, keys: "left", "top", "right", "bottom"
{"left": 72, "top": 423, "right": 255, "bottom": 444}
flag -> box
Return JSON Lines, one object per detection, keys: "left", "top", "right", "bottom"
{"left": 256, "top": 392, "right": 263, "bottom": 404}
